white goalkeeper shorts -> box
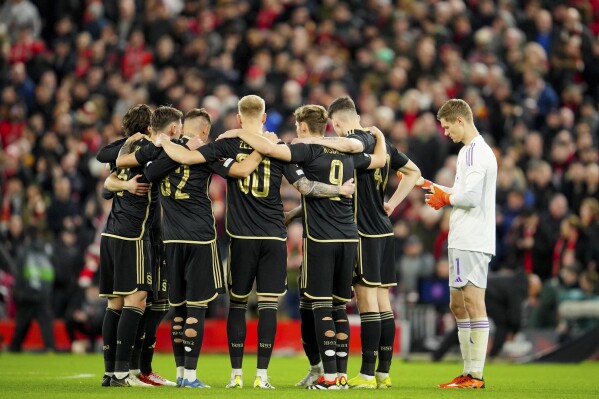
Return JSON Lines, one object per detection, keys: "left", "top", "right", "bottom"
{"left": 447, "top": 248, "right": 491, "bottom": 289}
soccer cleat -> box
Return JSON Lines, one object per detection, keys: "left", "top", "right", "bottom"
{"left": 376, "top": 375, "right": 392, "bottom": 389}
{"left": 338, "top": 375, "right": 349, "bottom": 389}
{"left": 439, "top": 374, "right": 468, "bottom": 388}
{"left": 439, "top": 374, "right": 485, "bottom": 389}
{"left": 101, "top": 375, "right": 111, "bottom": 387}
{"left": 110, "top": 375, "right": 153, "bottom": 387}
{"left": 182, "top": 378, "right": 211, "bottom": 388}
{"left": 306, "top": 376, "right": 339, "bottom": 390}
{"left": 295, "top": 368, "right": 324, "bottom": 386}
{"left": 176, "top": 377, "right": 183, "bottom": 387}
{"left": 254, "top": 376, "right": 275, "bottom": 389}
{"left": 457, "top": 375, "right": 485, "bottom": 389}
{"left": 137, "top": 371, "right": 177, "bottom": 386}
{"left": 225, "top": 375, "right": 243, "bottom": 388}
{"left": 348, "top": 375, "right": 377, "bottom": 389}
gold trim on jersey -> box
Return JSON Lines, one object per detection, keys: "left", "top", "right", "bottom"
{"left": 332, "top": 294, "right": 352, "bottom": 302}
{"left": 226, "top": 231, "right": 287, "bottom": 241}
{"left": 188, "top": 292, "right": 219, "bottom": 306}
{"left": 99, "top": 294, "right": 120, "bottom": 298}
{"left": 302, "top": 196, "right": 359, "bottom": 243}
{"left": 301, "top": 238, "right": 308, "bottom": 289}
{"left": 163, "top": 238, "right": 217, "bottom": 244}
{"left": 229, "top": 290, "right": 253, "bottom": 299}
{"left": 356, "top": 237, "right": 382, "bottom": 286}
{"left": 211, "top": 241, "right": 223, "bottom": 289}
{"left": 113, "top": 288, "right": 139, "bottom": 296}
{"left": 303, "top": 292, "right": 333, "bottom": 300}
{"left": 101, "top": 233, "right": 144, "bottom": 241}
{"left": 136, "top": 240, "right": 144, "bottom": 285}
{"left": 256, "top": 290, "right": 287, "bottom": 297}
{"left": 379, "top": 282, "right": 397, "bottom": 288}
{"left": 358, "top": 231, "right": 393, "bottom": 237}
{"left": 353, "top": 170, "right": 358, "bottom": 222}
{"left": 101, "top": 189, "right": 153, "bottom": 241}
{"left": 354, "top": 152, "right": 393, "bottom": 237}
{"left": 226, "top": 241, "right": 232, "bottom": 287}
{"left": 208, "top": 175, "right": 219, "bottom": 243}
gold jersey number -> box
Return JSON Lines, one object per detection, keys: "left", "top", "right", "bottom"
{"left": 160, "top": 165, "right": 190, "bottom": 199}
{"left": 235, "top": 154, "right": 270, "bottom": 198}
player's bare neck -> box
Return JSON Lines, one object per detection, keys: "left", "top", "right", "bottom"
{"left": 462, "top": 129, "right": 480, "bottom": 146}
{"left": 241, "top": 121, "right": 263, "bottom": 134}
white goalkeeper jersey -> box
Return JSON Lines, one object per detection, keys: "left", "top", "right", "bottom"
{"left": 445, "top": 135, "right": 497, "bottom": 255}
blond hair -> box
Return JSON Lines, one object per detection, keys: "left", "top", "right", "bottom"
{"left": 238, "top": 95, "right": 265, "bottom": 118}
{"left": 294, "top": 105, "right": 328, "bottom": 135}
{"left": 437, "top": 99, "right": 474, "bottom": 124}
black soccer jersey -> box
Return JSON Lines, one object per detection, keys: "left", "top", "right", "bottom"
{"left": 143, "top": 137, "right": 232, "bottom": 243}
{"left": 289, "top": 143, "right": 370, "bottom": 241}
{"left": 347, "top": 130, "right": 409, "bottom": 236}
{"left": 198, "top": 138, "right": 303, "bottom": 240}
{"left": 102, "top": 138, "right": 159, "bottom": 240}
{"left": 96, "top": 137, "right": 126, "bottom": 165}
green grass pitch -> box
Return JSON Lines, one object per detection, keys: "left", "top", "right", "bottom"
{"left": 0, "top": 353, "right": 597, "bottom": 398}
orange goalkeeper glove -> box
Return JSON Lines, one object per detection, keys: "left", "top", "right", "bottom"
{"left": 425, "top": 185, "right": 451, "bottom": 210}
{"left": 397, "top": 171, "right": 433, "bottom": 190}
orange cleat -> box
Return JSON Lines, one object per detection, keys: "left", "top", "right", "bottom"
{"left": 438, "top": 374, "right": 470, "bottom": 388}
{"left": 440, "top": 374, "right": 485, "bottom": 389}
{"left": 458, "top": 375, "right": 485, "bottom": 389}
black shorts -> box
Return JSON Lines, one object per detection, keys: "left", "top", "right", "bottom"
{"left": 227, "top": 238, "right": 287, "bottom": 299}
{"left": 99, "top": 236, "right": 152, "bottom": 297}
{"left": 354, "top": 235, "right": 396, "bottom": 287}
{"left": 166, "top": 241, "right": 224, "bottom": 305}
{"left": 151, "top": 242, "right": 168, "bottom": 301}
{"left": 300, "top": 238, "right": 357, "bottom": 302}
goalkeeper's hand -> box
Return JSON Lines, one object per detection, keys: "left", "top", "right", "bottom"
{"left": 397, "top": 171, "right": 433, "bottom": 190}
{"left": 425, "top": 185, "right": 451, "bottom": 210}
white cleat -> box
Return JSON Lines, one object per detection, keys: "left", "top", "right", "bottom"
{"left": 254, "top": 376, "right": 275, "bottom": 389}
{"left": 226, "top": 375, "right": 243, "bottom": 388}
{"left": 110, "top": 375, "right": 153, "bottom": 387}
{"left": 295, "top": 368, "right": 324, "bottom": 387}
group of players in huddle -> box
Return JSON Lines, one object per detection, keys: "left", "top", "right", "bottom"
{"left": 97, "top": 95, "right": 495, "bottom": 390}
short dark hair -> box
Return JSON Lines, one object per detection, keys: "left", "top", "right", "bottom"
{"left": 122, "top": 104, "right": 152, "bottom": 136}
{"left": 185, "top": 108, "right": 212, "bottom": 125}
{"left": 151, "top": 106, "right": 183, "bottom": 132}
{"left": 294, "top": 105, "right": 328, "bottom": 135}
{"left": 327, "top": 96, "right": 357, "bottom": 118}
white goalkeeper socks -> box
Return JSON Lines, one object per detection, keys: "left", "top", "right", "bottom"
{"left": 469, "top": 317, "right": 489, "bottom": 379}
{"left": 456, "top": 318, "right": 471, "bottom": 375}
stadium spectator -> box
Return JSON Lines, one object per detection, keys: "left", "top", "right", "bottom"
{"left": 8, "top": 226, "right": 55, "bottom": 352}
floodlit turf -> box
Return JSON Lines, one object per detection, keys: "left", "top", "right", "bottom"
{"left": 0, "top": 353, "right": 598, "bottom": 398}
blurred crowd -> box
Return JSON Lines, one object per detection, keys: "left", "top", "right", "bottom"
{"left": 1, "top": 0, "right": 599, "bottom": 353}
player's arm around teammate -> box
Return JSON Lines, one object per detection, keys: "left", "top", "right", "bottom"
{"left": 216, "top": 123, "right": 387, "bottom": 171}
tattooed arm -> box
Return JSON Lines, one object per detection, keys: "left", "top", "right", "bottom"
{"left": 292, "top": 177, "right": 354, "bottom": 198}
{"left": 116, "top": 133, "right": 146, "bottom": 168}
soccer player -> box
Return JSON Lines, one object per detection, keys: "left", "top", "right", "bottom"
{"left": 217, "top": 104, "right": 387, "bottom": 389}
{"left": 156, "top": 96, "right": 353, "bottom": 389}
{"left": 97, "top": 105, "right": 174, "bottom": 387}
{"left": 292, "top": 96, "right": 421, "bottom": 389}
{"left": 424, "top": 99, "right": 497, "bottom": 389}
{"left": 135, "top": 108, "right": 263, "bottom": 388}
{"left": 98, "top": 104, "right": 161, "bottom": 387}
